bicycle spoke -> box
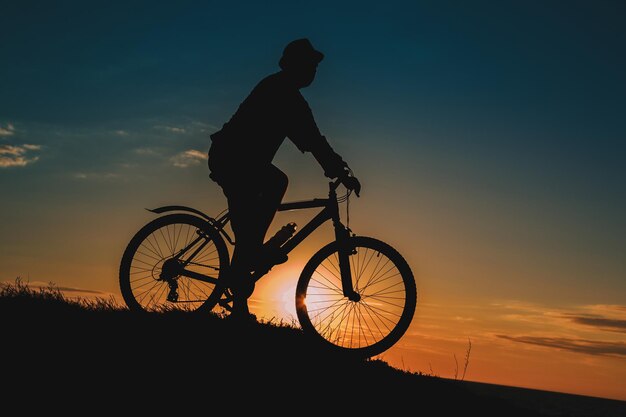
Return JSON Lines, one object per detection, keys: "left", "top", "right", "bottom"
{"left": 129, "top": 275, "right": 155, "bottom": 285}
{"left": 309, "top": 300, "right": 347, "bottom": 331}
{"left": 365, "top": 271, "right": 403, "bottom": 290}
{"left": 147, "top": 232, "right": 166, "bottom": 260}
{"left": 348, "top": 302, "right": 357, "bottom": 348}
{"left": 132, "top": 278, "right": 161, "bottom": 291}
{"left": 193, "top": 251, "right": 220, "bottom": 264}
{"left": 187, "top": 277, "right": 213, "bottom": 298}
{"left": 349, "top": 248, "right": 358, "bottom": 288}
{"left": 357, "top": 248, "right": 378, "bottom": 288}
{"left": 350, "top": 303, "right": 363, "bottom": 347}
{"left": 173, "top": 223, "right": 185, "bottom": 253}
{"left": 355, "top": 247, "right": 372, "bottom": 287}
{"left": 306, "top": 296, "right": 347, "bottom": 315}
{"left": 135, "top": 249, "right": 163, "bottom": 264}
{"left": 158, "top": 227, "right": 173, "bottom": 255}
{"left": 351, "top": 247, "right": 365, "bottom": 290}
{"left": 362, "top": 255, "right": 391, "bottom": 291}
{"left": 331, "top": 302, "right": 352, "bottom": 346}
{"left": 361, "top": 295, "right": 406, "bottom": 310}
{"left": 137, "top": 279, "right": 164, "bottom": 305}
{"left": 168, "top": 224, "right": 178, "bottom": 253}
{"left": 139, "top": 241, "right": 164, "bottom": 261}
{"left": 357, "top": 302, "right": 377, "bottom": 345}
{"left": 363, "top": 288, "right": 406, "bottom": 302}
{"left": 311, "top": 267, "right": 343, "bottom": 294}
{"left": 364, "top": 293, "right": 404, "bottom": 308}
{"left": 185, "top": 260, "right": 218, "bottom": 269}
{"left": 324, "top": 301, "right": 352, "bottom": 345}
{"left": 361, "top": 300, "right": 386, "bottom": 337}
{"left": 360, "top": 298, "right": 401, "bottom": 326}
{"left": 363, "top": 279, "right": 405, "bottom": 300}
{"left": 330, "top": 252, "right": 341, "bottom": 276}
{"left": 369, "top": 264, "right": 399, "bottom": 288}
{"left": 302, "top": 285, "right": 343, "bottom": 297}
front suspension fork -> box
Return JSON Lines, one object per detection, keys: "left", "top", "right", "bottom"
{"left": 336, "top": 224, "right": 360, "bottom": 302}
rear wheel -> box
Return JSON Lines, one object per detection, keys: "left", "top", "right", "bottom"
{"left": 296, "top": 236, "right": 417, "bottom": 358}
{"left": 119, "top": 213, "right": 229, "bottom": 313}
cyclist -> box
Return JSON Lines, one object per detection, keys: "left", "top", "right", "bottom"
{"left": 208, "top": 38, "right": 361, "bottom": 320}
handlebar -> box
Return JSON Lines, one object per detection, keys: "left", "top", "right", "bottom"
{"left": 329, "top": 170, "right": 361, "bottom": 197}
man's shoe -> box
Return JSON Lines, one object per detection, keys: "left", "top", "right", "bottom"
{"left": 256, "top": 241, "right": 289, "bottom": 270}
{"left": 264, "top": 246, "right": 288, "bottom": 266}
{"left": 228, "top": 308, "right": 257, "bottom": 323}
{"left": 226, "top": 269, "right": 255, "bottom": 298}
{"left": 259, "top": 223, "right": 295, "bottom": 267}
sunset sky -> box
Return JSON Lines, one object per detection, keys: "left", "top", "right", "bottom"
{"left": 1, "top": 0, "right": 625, "bottom": 401}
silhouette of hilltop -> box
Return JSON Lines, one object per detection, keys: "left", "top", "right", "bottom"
{"left": 2, "top": 280, "right": 623, "bottom": 416}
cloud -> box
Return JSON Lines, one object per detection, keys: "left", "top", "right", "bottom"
{"left": 493, "top": 301, "right": 626, "bottom": 334}
{"left": 191, "top": 121, "right": 219, "bottom": 132}
{"left": 564, "top": 315, "right": 626, "bottom": 333}
{"left": 552, "top": 304, "right": 626, "bottom": 333}
{"left": 134, "top": 147, "right": 160, "bottom": 156}
{"left": 0, "top": 145, "right": 25, "bottom": 156}
{"left": 497, "top": 335, "right": 626, "bottom": 357}
{"left": 453, "top": 316, "right": 475, "bottom": 322}
{"left": 115, "top": 130, "right": 129, "bottom": 136}
{"left": 0, "top": 123, "right": 15, "bottom": 137}
{"left": 154, "top": 125, "right": 186, "bottom": 134}
{"left": 0, "top": 144, "right": 41, "bottom": 168}
{"left": 582, "top": 304, "right": 626, "bottom": 318}
{"left": 73, "top": 172, "right": 120, "bottom": 180}
{"left": 171, "top": 149, "right": 207, "bottom": 168}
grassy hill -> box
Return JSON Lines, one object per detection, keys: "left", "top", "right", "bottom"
{"left": 2, "top": 280, "right": 624, "bottom": 416}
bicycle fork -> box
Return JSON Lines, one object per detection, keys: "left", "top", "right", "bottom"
{"left": 335, "top": 222, "right": 360, "bottom": 302}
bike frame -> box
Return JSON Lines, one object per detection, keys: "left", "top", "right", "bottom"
{"left": 149, "top": 178, "right": 359, "bottom": 301}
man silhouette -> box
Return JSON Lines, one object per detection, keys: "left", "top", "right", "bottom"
{"left": 208, "top": 38, "right": 361, "bottom": 320}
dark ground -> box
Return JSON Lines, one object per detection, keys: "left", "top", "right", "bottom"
{"left": 1, "top": 284, "right": 624, "bottom": 416}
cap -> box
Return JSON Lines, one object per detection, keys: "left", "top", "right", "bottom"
{"left": 279, "top": 38, "right": 324, "bottom": 69}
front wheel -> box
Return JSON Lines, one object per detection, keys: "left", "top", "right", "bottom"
{"left": 296, "top": 236, "right": 417, "bottom": 358}
{"left": 119, "top": 213, "right": 230, "bottom": 313}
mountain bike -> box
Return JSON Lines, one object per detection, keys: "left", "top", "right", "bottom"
{"left": 119, "top": 177, "right": 417, "bottom": 358}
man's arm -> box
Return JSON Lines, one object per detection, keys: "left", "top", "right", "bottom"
{"left": 307, "top": 135, "right": 361, "bottom": 196}
{"left": 286, "top": 94, "right": 347, "bottom": 175}
{"left": 287, "top": 93, "right": 361, "bottom": 195}
{"left": 309, "top": 135, "right": 348, "bottom": 178}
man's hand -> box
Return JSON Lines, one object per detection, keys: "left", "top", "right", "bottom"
{"left": 341, "top": 173, "right": 361, "bottom": 197}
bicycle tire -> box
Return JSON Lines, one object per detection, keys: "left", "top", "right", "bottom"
{"left": 119, "top": 213, "right": 229, "bottom": 313}
{"left": 295, "top": 236, "right": 417, "bottom": 358}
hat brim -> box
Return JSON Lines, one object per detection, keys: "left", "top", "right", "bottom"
{"left": 311, "top": 50, "right": 324, "bottom": 63}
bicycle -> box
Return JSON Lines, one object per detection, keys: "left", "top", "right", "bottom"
{"left": 119, "top": 177, "right": 417, "bottom": 358}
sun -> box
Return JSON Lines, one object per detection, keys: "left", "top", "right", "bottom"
{"left": 250, "top": 265, "right": 302, "bottom": 321}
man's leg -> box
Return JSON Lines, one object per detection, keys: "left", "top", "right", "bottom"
{"left": 226, "top": 192, "right": 262, "bottom": 317}
{"left": 251, "top": 166, "right": 289, "bottom": 270}
{"left": 257, "top": 165, "right": 289, "bottom": 244}
{"left": 223, "top": 166, "right": 288, "bottom": 317}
